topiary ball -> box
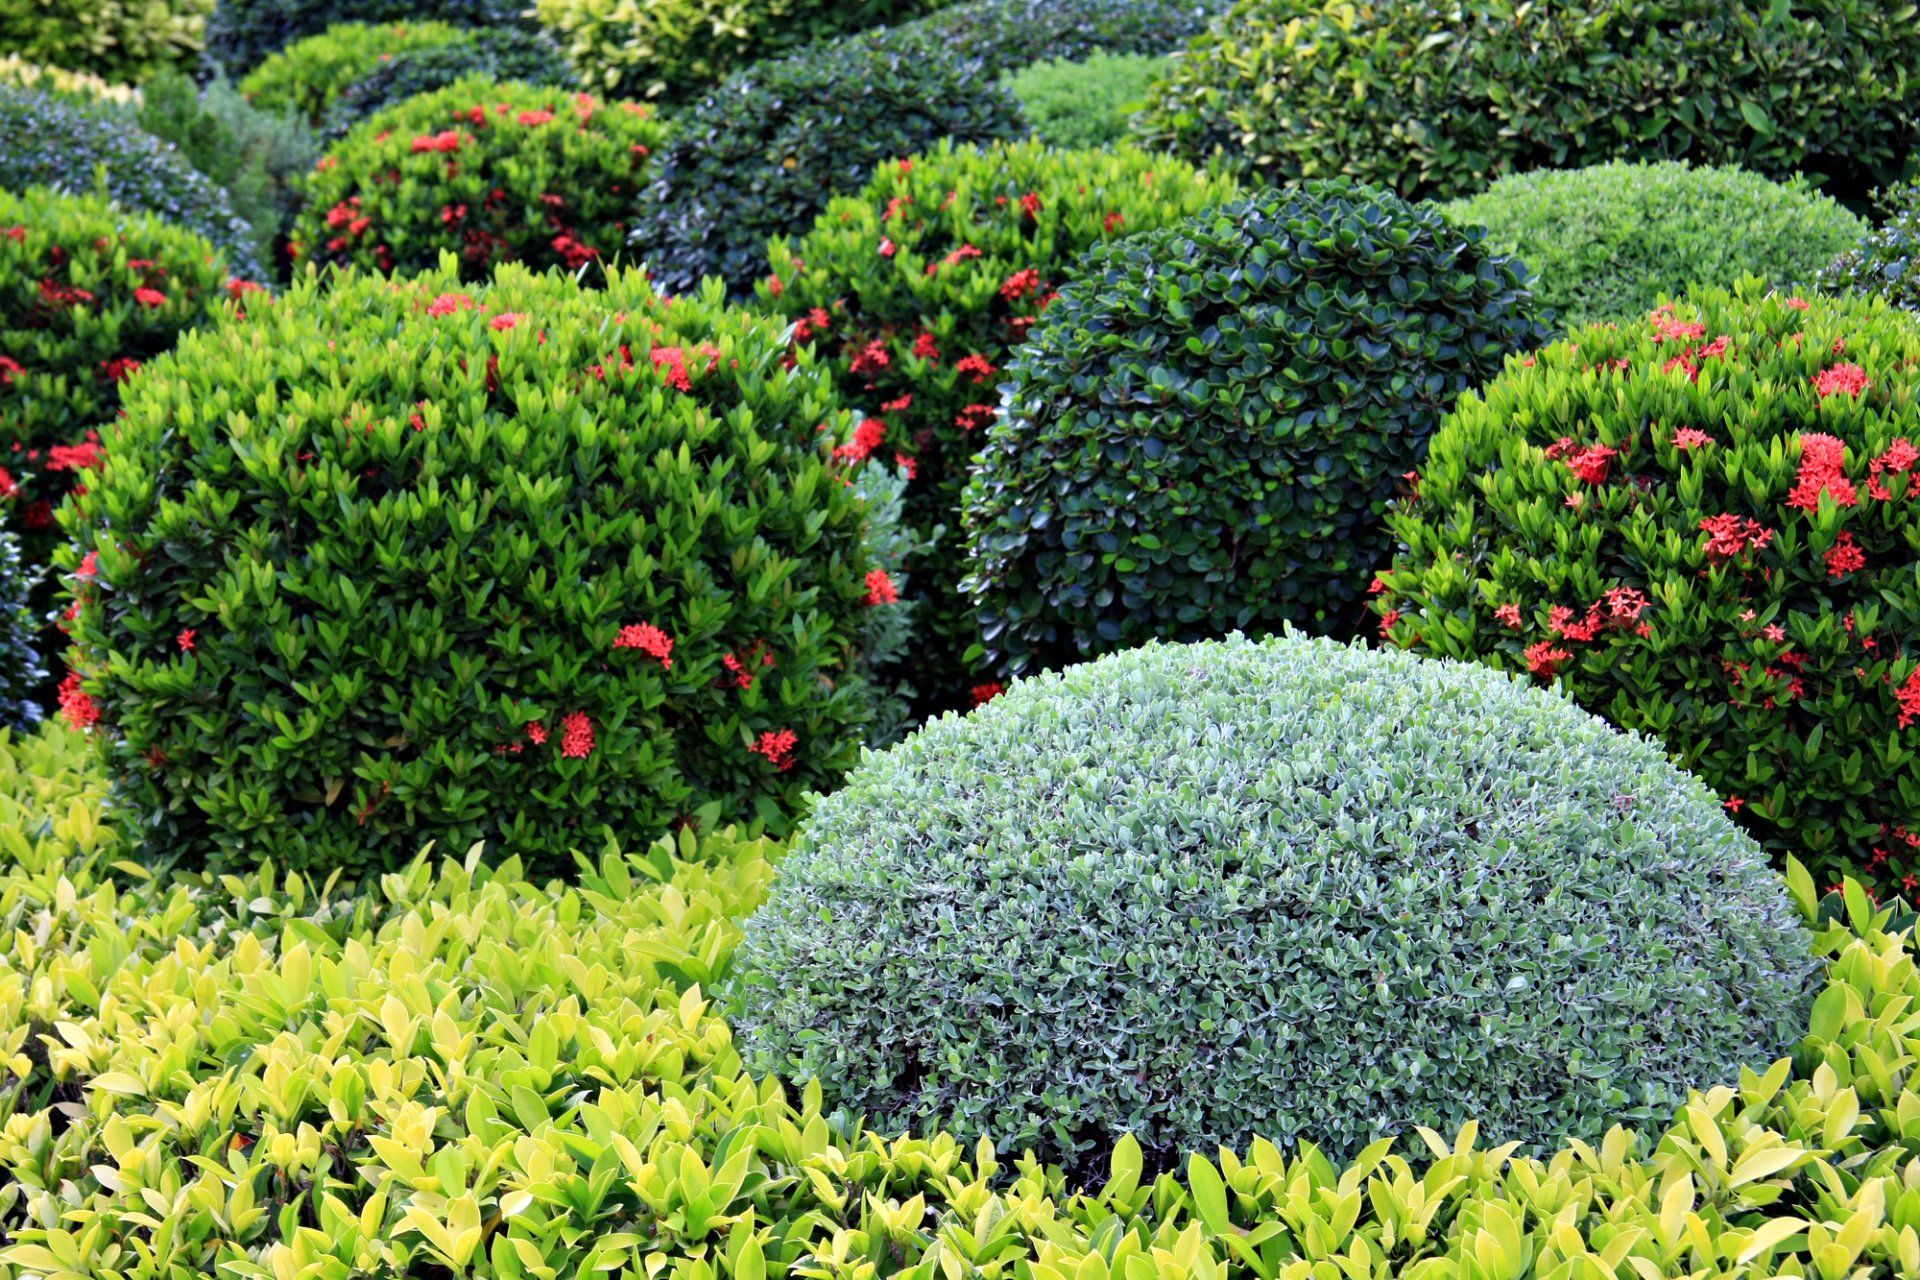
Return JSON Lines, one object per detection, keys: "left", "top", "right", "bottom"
{"left": 59, "top": 259, "right": 895, "bottom": 877}
{"left": 1004, "top": 52, "right": 1171, "bottom": 150}
{"left": 961, "top": 179, "right": 1546, "bottom": 677}
{"left": 1445, "top": 162, "right": 1864, "bottom": 330}
{"left": 1374, "top": 283, "right": 1920, "bottom": 898}
{"left": 733, "top": 632, "right": 1815, "bottom": 1171}
{"left": 239, "top": 19, "right": 474, "bottom": 123}
{"left": 1821, "top": 180, "right": 1920, "bottom": 314}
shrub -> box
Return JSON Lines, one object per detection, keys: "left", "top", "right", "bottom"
{"left": 902, "top": 0, "right": 1225, "bottom": 77}
{"left": 1138, "top": 0, "right": 1920, "bottom": 205}
{"left": 239, "top": 19, "right": 470, "bottom": 122}
{"left": 0, "top": 0, "right": 211, "bottom": 82}
{"left": 320, "top": 27, "right": 573, "bottom": 139}
{"left": 59, "top": 260, "right": 894, "bottom": 876}
{"left": 0, "top": 529, "right": 43, "bottom": 731}
{"left": 1821, "top": 180, "right": 1920, "bottom": 313}
{"left": 1374, "top": 282, "right": 1920, "bottom": 896}
{"left": 961, "top": 180, "right": 1545, "bottom": 678}
{"left": 203, "top": 0, "right": 532, "bottom": 79}
{"left": 1005, "top": 52, "right": 1167, "bottom": 149}
{"left": 761, "top": 139, "right": 1235, "bottom": 705}
{"left": 1444, "top": 162, "right": 1864, "bottom": 330}
{"left": 0, "top": 84, "right": 266, "bottom": 283}
{"left": 0, "top": 54, "right": 137, "bottom": 104}
{"left": 634, "top": 28, "right": 1025, "bottom": 296}
{"left": 290, "top": 78, "right": 666, "bottom": 282}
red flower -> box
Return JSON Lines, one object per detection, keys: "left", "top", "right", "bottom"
{"left": 560, "top": 711, "right": 594, "bottom": 758}
{"left": 1786, "top": 432, "right": 1858, "bottom": 511}
{"left": 57, "top": 672, "right": 98, "bottom": 730}
{"left": 1376, "top": 608, "right": 1401, "bottom": 638}
{"left": 177, "top": 628, "right": 196, "bottom": 652}
{"left": 1826, "top": 531, "right": 1866, "bottom": 578}
{"left": 750, "top": 728, "right": 798, "bottom": 770}
{"left": 911, "top": 332, "right": 940, "bottom": 362}
{"left": 227, "top": 278, "right": 264, "bottom": 300}
{"left": 1785, "top": 297, "right": 1811, "bottom": 311}
{"left": 864, "top": 568, "right": 899, "bottom": 606}
{"left": 427, "top": 291, "right": 474, "bottom": 317}
{"left": 1102, "top": 212, "right": 1124, "bottom": 234}
{"left": 879, "top": 238, "right": 896, "bottom": 258}
{"left": 970, "top": 682, "right": 1005, "bottom": 707}
{"left": 651, "top": 345, "right": 692, "bottom": 392}
{"left": 1001, "top": 268, "right": 1042, "bottom": 301}
{"left": 954, "top": 353, "right": 995, "bottom": 384}
{"left": 516, "top": 109, "right": 555, "bottom": 125}
{"left": 1525, "top": 642, "right": 1571, "bottom": 681}
{"left": 1672, "top": 428, "right": 1714, "bottom": 451}
{"left": 1814, "top": 363, "right": 1870, "bottom": 400}
{"left": 955, "top": 404, "right": 998, "bottom": 432}
{"left": 1557, "top": 443, "right": 1617, "bottom": 486}
{"left": 1698, "top": 513, "right": 1773, "bottom": 560}
{"left": 894, "top": 451, "right": 917, "bottom": 479}
{"left": 47, "top": 441, "right": 103, "bottom": 472}
{"left": 1724, "top": 795, "right": 1745, "bottom": 813}
{"left": 490, "top": 312, "right": 523, "bottom": 331}
{"left": 0, "top": 354, "right": 20, "bottom": 385}
{"left": 1018, "top": 192, "right": 1042, "bottom": 219}
{"left": 525, "top": 720, "right": 548, "bottom": 745}
{"left": 834, "top": 417, "right": 887, "bottom": 462}
{"left": 850, "top": 341, "right": 890, "bottom": 377}
{"left": 612, "top": 621, "right": 674, "bottom": 667}
{"left": 1494, "top": 603, "right": 1522, "bottom": 629}
{"left": 411, "top": 130, "right": 462, "bottom": 153}
{"left": 75, "top": 550, "right": 98, "bottom": 579}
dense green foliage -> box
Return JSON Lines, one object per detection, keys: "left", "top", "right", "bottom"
{"left": 1375, "top": 283, "right": 1920, "bottom": 896}
{"left": 239, "top": 19, "right": 469, "bottom": 122}
{"left": 0, "top": 54, "right": 137, "bottom": 103}
{"left": 60, "top": 261, "right": 892, "bottom": 876}
{"left": 1138, "top": 0, "right": 1920, "bottom": 204}
{"left": 0, "top": 530, "right": 42, "bottom": 731}
{"left": 0, "top": 0, "right": 210, "bottom": 82}
{"left": 633, "top": 29, "right": 1025, "bottom": 295}
{"left": 762, "top": 140, "right": 1234, "bottom": 706}
{"left": 1446, "top": 162, "right": 1863, "bottom": 330}
{"left": 903, "top": 0, "right": 1225, "bottom": 77}
{"left": 202, "top": 0, "right": 533, "bottom": 79}
{"left": 1005, "top": 53, "right": 1168, "bottom": 149}
{"left": 962, "top": 180, "right": 1545, "bottom": 678}
{"left": 1822, "top": 180, "right": 1920, "bottom": 313}
{"left": 291, "top": 78, "right": 666, "bottom": 281}
{"left": 320, "top": 27, "right": 573, "bottom": 139}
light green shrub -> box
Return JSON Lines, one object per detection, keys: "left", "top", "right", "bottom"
{"left": 1005, "top": 52, "right": 1167, "bottom": 149}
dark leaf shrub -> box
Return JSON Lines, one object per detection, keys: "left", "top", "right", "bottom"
{"left": 238, "top": 19, "right": 473, "bottom": 122}
{"left": 631, "top": 28, "right": 1024, "bottom": 296}
{"left": 734, "top": 632, "right": 1815, "bottom": 1171}
{"left": 0, "top": 523, "right": 43, "bottom": 730}
{"left": 1137, "top": 0, "right": 1920, "bottom": 205}
{"left": 0, "top": 0, "right": 211, "bottom": 83}
{"left": 321, "top": 29, "right": 574, "bottom": 140}
{"left": 899, "top": 0, "right": 1226, "bottom": 77}
{"left": 203, "top": 0, "right": 532, "bottom": 80}
{"left": 1821, "top": 181, "right": 1920, "bottom": 314}
{"left": 59, "top": 260, "right": 896, "bottom": 877}
{"left": 290, "top": 78, "right": 666, "bottom": 282}
{"left": 761, "top": 139, "right": 1235, "bottom": 706}
{"left": 1375, "top": 283, "right": 1920, "bottom": 896}
{"left": 961, "top": 180, "right": 1546, "bottom": 678}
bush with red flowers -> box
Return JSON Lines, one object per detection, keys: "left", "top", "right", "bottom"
{"left": 761, "top": 139, "right": 1235, "bottom": 706}
{"left": 289, "top": 77, "right": 665, "bottom": 282}
{"left": 1374, "top": 282, "right": 1920, "bottom": 896}
{"left": 58, "top": 259, "right": 897, "bottom": 877}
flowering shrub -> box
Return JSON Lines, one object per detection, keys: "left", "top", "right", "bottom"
{"left": 1004, "top": 52, "right": 1170, "bottom": 149}
{"left": 1821, "top": 180, "right": 1920, "bottom": 314}
{"left": 1374, "top": 283, "right": 1920, "bottom": 895}
{"left": 0, "top": 0, "right": 210, "bottom": 82}
{"left": 961, "top": 180, "right": 1546, "bottom": 678}
{"left": 320, "top": 27, "right": 573, "bottom": 139}
{"left": 290, "top": 78, "right": 666, "bottom": 282}
{"left": 761, "top": 139, "right": 1234, "bottom": 704}
{"left": 203, "top": 0, "right": 533, "bottom": 78}
{"left": 1138, "top": 0, "right": 1920, "bottom": 204}
{"left": 59, "top": 260, "right": 892, "bottom": 875}
{"left": 1445, "top": 162, "right": 1864, "bottom": 330}
{"left": 239, "top": 19, "right": 471, "bottom": 122}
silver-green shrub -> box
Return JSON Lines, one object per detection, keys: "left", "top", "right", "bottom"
{"left": 733, "top": 633, "right": 1815, "bottom": 1171}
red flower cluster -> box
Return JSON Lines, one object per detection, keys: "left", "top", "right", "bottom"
{"left": 57, "top": 671, "right": 98, "bottom": 730}
{"left": 1546, "top": 437, "right": 1617, "bottom": 485}
{"left": 864, "top": 569, "right": 899, "bottom": 606}
{"left": 559, "top": 711, "right": 595, "bottom": 758}
{"left": 1814, "top": 362, "right": 1870, "bottom": 400}
{"left": 1699, "top": 513, "right": 1774, "bottom": 560}
{"left": 613, "top": 621, "right": 674, "bottom": 667}
{"left": 750, "top": 728, "right": 798, "bottom": 770}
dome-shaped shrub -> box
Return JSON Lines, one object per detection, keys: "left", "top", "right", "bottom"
{"left": 1137, "top": 0, "right": 1920, "bottom": 205}
{"left": 320, "top": 28, "right": 572, "bottom": 139}
{"left": 1445, "top": 163, "right": 1864, "bottom": 330}
{"left": 203, "top": 0, "right": 533, "bottom": 80}
{"left": 1374, "top": 283, "right": 1920, "bottom": 896}
{"left": 59, "top": 260, "right": 894, "bottom": 876}
{"left": 238, "top": 19, "right": 471, "bottom": 122}
{"left": 290, "top": 78, "right": 666, "bottom": 281}
{"left": 1005, "top": 53, "right": 1170, "bottom": 150}
{"left": 733, "top": 632, "right": 1815, "bottom": 1169}
{"left": 761, "top": 139, "right": 1235, "bottom": 707}
{"left": 1821, "top": 181, "right": 1920, "bottom": 314}
{"left": 961, "top": 180, "right": 1546, "bottom": 677}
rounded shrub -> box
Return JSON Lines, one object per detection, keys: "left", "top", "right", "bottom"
{"left": 203, "top": 0, "right": 532, "bottom": 80}
{"left": 1821, "top": 181, "right": 1920, "bottom": 314}
{"left": 1445, "top": 162, "right": 1864, "bottom": 330}
{"left": 60, "top": 260, "right": 892, "bottom": 876}
{"left": 961, "top": 180, "right": 1546, "bottom": 678}
{"left": 238, "top": 19, "right": 471, "bottom": 122}
{"left": 290, "top": 78, "right": 666, "bottom": 282}
{"left": 761, "top": 139, "right": 1235, "bottom": 705}
{"left": 1374, "top": 283, "right": 1920, "bottom": 897}
{"left": 1005, "top": 52, "right": 1168, "bottom": 150}
{"left": 902, "top": 0, "right": 1227, "bottom": 77}
{"left": 1138, "top": 0, "right": 1920, "bottom": 205}
{"left": 320, "top": 28, "right": 573, "bottom": 139}
{"left": 734, "top": 632, "right": 1815, "bottom": 1169}
{"left": 0, "top": 0, "right": 210, "bottom": 82}
{"left": 632, "top": 28, "right": 1025, "bottom": 296}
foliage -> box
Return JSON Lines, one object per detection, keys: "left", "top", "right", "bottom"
{"left": 902, "top": 0, "right": 1226, "bottom": 78}
{"left": 59, "top": 260, "right": 895, "bottom": 877}
{"left": 962, "top": 179, "right": 1545, "bottom": 678}
{"left": 0, "top": 55, "right": 137, "bottom": 104}
{"left": 1005, "top": 52, "right": 1168, "bottom": 149}
{"left": 0, "top": 529, "right": 43, "bottom": 732}
{"left": 1445, "top": 162, "right": 1864, "bottom": 330}
{"left": 202, "top": 0, "right": 533, "bottom": 80}
{"left": 761, "top": 139, "right": 1234, "bottom": 706}
{"left": 1375, "top": 282, "right": 1920, "bottom": 897}
{"left": 0, "top": 0, "right": 211, "bottom": 83}
{"left": 1822, "top": 180, "right": 1920, "bottom": 314}
{"left": 239, "top": 19, "right": 469, "bottom": 122}
{"left": 290, "top": 78, "right": 666, "bottom": 282}
{"left": 320, "top": 27, "right": 574, "bottom": 140}
{"left": 1138, "top": 0, "right": 1920, "bottom": 205}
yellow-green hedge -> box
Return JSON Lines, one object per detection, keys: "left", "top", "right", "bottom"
{"left": 0, "top": 722, "right": 1917, "bottom": 1279}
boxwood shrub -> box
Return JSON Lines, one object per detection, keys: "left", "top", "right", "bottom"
{"left": 0, "top": 0, "right": 210, "bottom": 82}
{"left": 1445, "top": 162, "right": 1864, "bottom": 330}
{"left": 1005, "top": 52, "right": 1169, "bottom": 149}
{"left": 203, "top": 0, "right": 532, "bottom": 79}
{"left": 320, "top": 27, "right": 573, "bottom": 139}
{"left": 290, "top": 78, "right": 666, "bottom": 281}
{"left": 735, "top": 632, "right": 1814, "bottom": 1168}
{"left": 761, "top": 139, "right": 1235, "bottom": 705}
{"left": 961, "top": 180, "right": 1545, "bottom": 678}
{"left": 238, "top": 19, "right": 470, "bottom": 121}
{"left": 1821, "top": 180, "right": 1920, "bottom": 313}
{"left": 1138, "top": 0, "right": 1920, "bottom": 204}
{"left": 1374, "top": 283, "right": 1920, "bottom": 896}
{"left": 59, "top": 260, "right": 889, "bottom": 876}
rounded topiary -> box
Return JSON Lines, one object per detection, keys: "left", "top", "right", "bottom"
{"left": 1821, "top": 181, "right": 1920, "bottom": 314}
{"left": 733, "top": 632, "right": 1816, "bottom": 1170}
{"left": 1138, "top": 0, "right": 1920, "bottom": 205}
{"left": 290, "top": 78, "right": 666, "bottom": 281}
{"left": 60, "top": 259, "right": 895, "bottom": 877}
{"left": 761, "top": 139, "right": 1235, "bottom": 707}
{"left": 1004, "top": 52, "right": 1170, "bottom": 150}
{"left": 631, "top": 28, "right": 1025, "bottom": 296}
{"left": 0, "top": 0, "right": 210, "bottom": 83}
{"left": 961, "top": 180, "right": 1547, "bottom": 678}
{"left": 203, "top": 0, "right": 533, "bottom": 80}
{"left": 320, "top": 28, "right": 572, "bottom": 139}
{"left": 1374, "top": 283, "right": 1920, "bottom": 897}
{"left": 238, "top": 19, "right": 470, "bottom": 122}
{"left": 1444, "top": 162, "right": 1864, "bottom": 330}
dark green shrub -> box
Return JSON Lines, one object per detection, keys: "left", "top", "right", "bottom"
{"left": 1138, "top": 0, "right": 1920, "bottom": 205}
{"left": 961, "top": 180, "right": 1546, "bottom": 678}
{"left": 760, "top": 139, "right": 1235, "bottom": 707}
{"left": 239, "top": 19, "right": 470, "bottom": 122}
{"left": 1445, "top": 162, "right": 1863, "bottom": 330}
{"left": 291, "top": 78, "right": 667, "bottom": 282}
{"left": 903, "top": 0, "right": 1226, "bottom": 77}
{"left": 0, "top": 526, "right": 44, "bottom": 731}
{"left": 1821, "top": 181, "right": 1920, "bottom": 313}
{"left": 1005, "top": 52, "right": 1168, "bottom": 149}
{"left": 203, "top": 0, "right": 532, "bottom": 80}
{"left": 734, "top": 632, "right": 1815, "bottom": 1169}
{"left": 321, "top": 28, "right": 573, "bottom": 139}
{"left": 0, "top": 0, "right": 211, "bottom": 82}
{"left": 1374, "top": 283, "right": 1920, "bottom": 897}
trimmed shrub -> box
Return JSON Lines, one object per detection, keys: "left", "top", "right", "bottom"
{"left": 290, "top": 78, "right": 666, "bottom": 282}
{"left": 0, "top": 0, "right": 210, "bottom": 82}
{"left": 203, "top": 0, "right": 532, "bottom": 80}
{"left": 634, "top": 29, "right": 1024, "bottom": 297}
{"left": 239, "top": 19, "right": 469, "bottom": 122}
{"left": 321, "top": 28, "right": 574, "bottom": 139}
{"left": 1445, "top": 162, "right": 1864, "bottom": 330}
{"left": 735, "top": 632, "right": 1814, "bottom": 1167}
{"left": 1138, "top": 0, "right": 1920, "bottom": 205}
{"left": 761, "top": 139, "right": 1235, "bottom": 705}
{"left": 961, "top": 180, "right": 1546, "bottom": 678}
{"left": 1821, "top": 180, "right": 1920, "bottom": 314}
{"left": 1374, "top": 283, "right": 1920, "bottom": 896}
{"left": 0, "top": 54, "right": 138, "bottom": 104}
{"left": 1005, "top": 52, "right": 1168, "bottom": 149}
{"left": 59, "top": 260, "right": 893, "bottom": 876}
